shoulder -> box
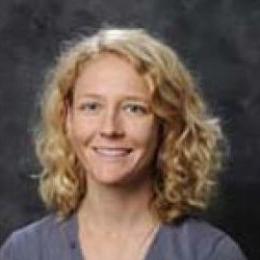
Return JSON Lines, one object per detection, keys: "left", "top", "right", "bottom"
{"left": 0, "top": 214, "right": 69, "bottom": 260}
{"left": 12, "top": 214, "right": 59, "bottom": 237}
{"left": 159, "top": 217, "right": 247, "bottom": 260}
{"left": 3, "top": 214, "right": 59, "bottom": 245}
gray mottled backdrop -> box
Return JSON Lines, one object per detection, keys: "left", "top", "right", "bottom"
{"left": 0, "top": 0, "right": 259, "bottom": 259}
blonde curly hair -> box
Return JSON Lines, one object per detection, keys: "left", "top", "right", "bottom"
{"left": 35, "top": 28, "right": 225, "bottom": 222}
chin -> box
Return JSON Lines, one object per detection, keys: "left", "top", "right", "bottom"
{"left": 83, "top": 150, "right": 151, "bottom": 186}
{"left": 88, "top": 166, "right": 148, "bottom": 187}
{"left": 89, "top": 170, "right": 131, "bottom": 185}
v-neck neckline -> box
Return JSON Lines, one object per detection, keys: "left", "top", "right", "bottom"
{"left": 69, "top": 213, "right": 165, "bottom": 260}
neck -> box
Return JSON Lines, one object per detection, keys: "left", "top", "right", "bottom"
{"left": 78, "top": 176, "right": 156, "bottom": 233}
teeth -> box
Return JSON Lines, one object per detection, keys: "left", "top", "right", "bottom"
{"left": 95, "top": 148, "right": 131, "bottom": 157}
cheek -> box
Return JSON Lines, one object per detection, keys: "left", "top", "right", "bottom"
{"left": 128, "top": 121, "right": 159, "bottom": 149}
{"left": 68, "top": 119, "right": 96, "bottom": 168}
{"left": 69, "top": 117, "right": 96, "bottom": 145}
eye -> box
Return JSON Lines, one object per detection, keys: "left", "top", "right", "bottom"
{"left": 124, "top": 103, "right": 148, "bottom": 115}
{"left": 79, "top": 101, "right": 101, "bottom": 112}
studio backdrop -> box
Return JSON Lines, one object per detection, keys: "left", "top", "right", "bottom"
{"left": 0, "top": 0, "right": 259, "bottom": 259}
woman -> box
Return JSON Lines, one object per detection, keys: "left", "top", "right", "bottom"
{"left": 0, "top": 28, "right": 247, "bottom": 260}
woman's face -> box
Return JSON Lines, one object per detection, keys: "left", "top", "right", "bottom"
{"left": 66, "top": 53, "right": 159, "bottom": 187}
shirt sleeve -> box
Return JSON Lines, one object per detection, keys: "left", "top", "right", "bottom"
{"left": 210, "top": 235, "right": 247, "bottom": 260}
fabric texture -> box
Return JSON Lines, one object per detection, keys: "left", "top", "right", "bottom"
{"left": 0, "top": 214, "right": 247, "bottom": 260}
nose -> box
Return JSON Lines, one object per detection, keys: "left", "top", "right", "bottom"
{"left": 99, "top": 109, "right": 124, "bottom": 138}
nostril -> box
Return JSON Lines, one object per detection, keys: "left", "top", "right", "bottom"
{"left": 100, "top": 130, "right": 124, "bottom": 138}
{"left": 99, "top": 113, "right": 124, "bottom": 138}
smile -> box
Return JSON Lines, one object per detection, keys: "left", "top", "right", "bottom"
{"left": 93, "top": 147, "right": 132, "bottom": 157}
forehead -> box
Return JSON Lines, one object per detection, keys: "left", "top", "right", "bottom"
{"left": 73, "top": 53, "right": 154, "bottom": 97}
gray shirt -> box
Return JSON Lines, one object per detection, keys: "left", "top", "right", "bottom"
{"left": 0, "top": 214, "right": 247, "bottom": 260}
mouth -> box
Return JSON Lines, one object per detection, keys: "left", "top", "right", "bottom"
{"left": 93, "top": 147, "right": 133, "bottom": 158}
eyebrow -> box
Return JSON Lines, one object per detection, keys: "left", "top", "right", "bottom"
{"left": 79, "top": 93, "right": 150, "bottom": 103}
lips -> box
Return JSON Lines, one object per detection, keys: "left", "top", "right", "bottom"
{"left": 93, "top": 147, "right": 132, "bottom": 157}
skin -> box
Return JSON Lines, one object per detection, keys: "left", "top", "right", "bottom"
{"left": 66, "top": 53, "right": 160, "bottom": 260}
{"left": 67, "top": 53, "right": 159, "bottom": 188}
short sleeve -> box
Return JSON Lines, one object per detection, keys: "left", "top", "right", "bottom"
{"left": 210, "top": 235, "right": 247, "bottom": 260}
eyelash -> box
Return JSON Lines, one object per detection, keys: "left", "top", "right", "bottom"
{"left": 78, "top": 102, "right": 148, "bottom": 115}
{"left": 79, "top": 102, "right": 100, "bottom": 111}
{"left": 123, "top": 104, "right": 148, "bottom": 115}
